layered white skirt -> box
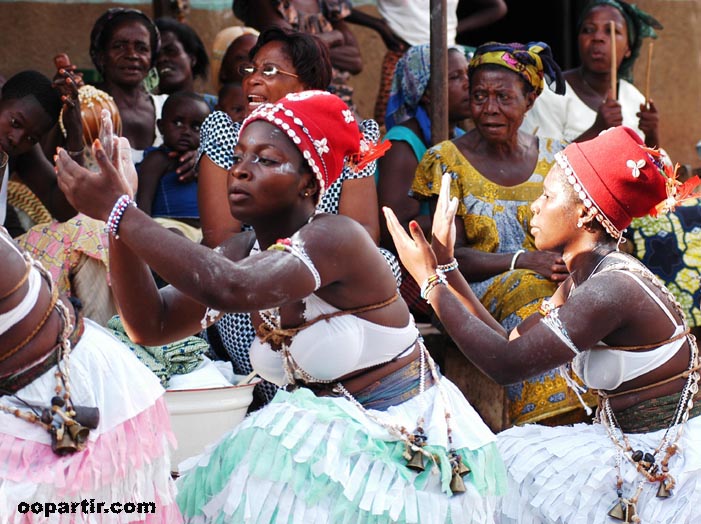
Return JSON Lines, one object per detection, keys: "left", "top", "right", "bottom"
{"left": 496, "top": 416, "right": 701, "bottom": 523}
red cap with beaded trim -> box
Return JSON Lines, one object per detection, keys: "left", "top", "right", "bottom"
{"left": 555, "top": 126, "right": 668, "bottom": 237}
{"left": 240, "top": 90, "right": 363, "bottom": 197}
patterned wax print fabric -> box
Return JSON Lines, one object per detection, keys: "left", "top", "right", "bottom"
{"left": 411, "top": 137, "right": 598, "bottom": 426}
{"left": 625, "top": 198, "right": 701, "bottom": 328}
{"left": 198, "top": 111, "right": 398, "bottom": 408}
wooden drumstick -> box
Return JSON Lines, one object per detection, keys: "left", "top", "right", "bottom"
{"left": 610, "top": 21, "right": 617, "bottom": 100}
{"left": 644, "top": 41, "right": 654, "bottom": 105}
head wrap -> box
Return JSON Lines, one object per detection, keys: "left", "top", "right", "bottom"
{"left": 89, "top": 8, "right": 160, "bottom": 74}
{"left": 556, "top": 126, "right": 700, "bottom": 238}
{"left": 211, "top": 25, "right": 259, "bottom": 89}
{"left": 385, "top": 44, "right": 473, "bottom": 142}
{"left": 578, "top": 0, "right": 662, "bottom": 83}
{"left": 241, "top": 91, "right": 387, "bottom": 197}
{"left": 469, "top": 41, "right": 565, "bottom": 97}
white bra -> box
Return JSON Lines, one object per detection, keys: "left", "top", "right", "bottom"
{"left": 572, "top": 270, "right": 687, "bottom": 391}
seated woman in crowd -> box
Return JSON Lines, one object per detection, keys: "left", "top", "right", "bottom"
{"left": 154, "top": 17, "right": 217, "bottom": 110}
{"left": 521, "top": 0, "right": 662, "bottom": 147}
{"left": 377, "top": 43, "right": 471, "bottom": 321}
{"left": 137, "top": 91, "right": 210, "bottom": 243}
{"left": 0, "top": 143, "right": 180, "bottom": 523}
{"left": 387, "top": 125, "right": 701, "bottom": 524}
{"left": 56, "top": 90, "right": 506, "bottom": 523}
{"left": 411, "top": 42, "right": 591, "bottom": 428}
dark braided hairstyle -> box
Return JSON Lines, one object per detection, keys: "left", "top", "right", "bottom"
{"left": 1, "top": 70, "right": 61, "bottom": 124}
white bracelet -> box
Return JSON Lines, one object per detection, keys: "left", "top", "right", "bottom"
{"left": 436, "top": 259, "right": 459, "bottom": 274}
{"left": 509, "top": 249, "right": 526, "bottom": 271}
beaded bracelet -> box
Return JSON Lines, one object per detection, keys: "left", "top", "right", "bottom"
{"left": 106, "top": 194, "right": 136, "bottom": 238}
{"left": 436, "top": 259, "right": 459, "bottom": 274}
{"left": 66, "top": 147, "right": 85, "bottom": 158}
{"left": 509, "top": 249, "right": 526, "bottom": 271}
{"left": 420, "top": 273, "right": 447, "bottom": 303}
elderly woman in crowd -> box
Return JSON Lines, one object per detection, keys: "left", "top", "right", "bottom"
{"left": 411, "top": 42, "right": 591, "bottom": 429}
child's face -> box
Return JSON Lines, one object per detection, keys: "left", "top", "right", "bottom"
{"left": 215, "top": 85, "right": 246, "bottom": 123}
{"left": 158, "top": 98, "right": 209, "bottom": 152}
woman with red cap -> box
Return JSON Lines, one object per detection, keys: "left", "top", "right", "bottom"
{"left": 386, "top": 125, "right": 701, "bottom": 523}
{"left": 55, "top": 91, "right": 505, "bottom": 523}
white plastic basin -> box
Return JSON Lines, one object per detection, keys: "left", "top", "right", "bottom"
{"left": 165, "top": 380, "right": 259, "bottom": 472}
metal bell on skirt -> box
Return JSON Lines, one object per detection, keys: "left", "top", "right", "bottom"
{"left": 657, "top": 480, "right": 673, "bottom": 498}
{"left": 51, "top": 430, "right": 79, "bottom": 455}
{"left": 449, "top": 469, "right": 467, "bottom": 494}
{"left": 608, "top": 499, "right": 637, "bottom": 523}
{"left": 67, "top": 422, "right": 90, "bottom": 446}
{"left": 406, "top": 451, "right": 426, "bottom": 472}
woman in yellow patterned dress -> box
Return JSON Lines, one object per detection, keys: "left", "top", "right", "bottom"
{"left": 411, "top": 42, "right": 597, "bottom": 428}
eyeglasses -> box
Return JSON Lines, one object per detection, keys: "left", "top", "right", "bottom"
{"left": 238, "top": 63, "right": 299, "bottom": 79}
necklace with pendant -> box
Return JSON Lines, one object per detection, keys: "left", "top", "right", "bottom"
{"left": 578, "top": 69, "right": 608, "bottom": 104}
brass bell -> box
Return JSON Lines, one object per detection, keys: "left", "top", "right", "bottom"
{"left": 607, "top": 500, "right": 637, "bottom": 523}
{"left": 406, "top": 451, "right": 426, "bottom": 472}
{"left": 72, "top": 406, "right": 100, "bottom": 429}
{"left": 657, "top": 481, "right": 673, "bottom": 498}
{"left": 51, "top": 431, "right": 78, "bottom": 456}
{"left": 449, "top": 471, "right": 466, "bottom": 494}
{"left": 456, "top": 459, "right": 471, "bottom": 477}
{"left": 67, "top": 422, "right": 90, "bottom": 445}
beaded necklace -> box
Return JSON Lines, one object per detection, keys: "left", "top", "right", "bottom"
{"left": 594, "top": 260, "right": 700, "bottom": 523}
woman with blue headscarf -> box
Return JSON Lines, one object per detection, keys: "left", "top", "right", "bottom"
{"left": 522, "top": 0, "right": 662, "bottom": 147}
{"left": 377, "top": 44, "right": 472, "bottom": 320}
{"left": 411, "top": 42, "right": 590, "bottom": 429}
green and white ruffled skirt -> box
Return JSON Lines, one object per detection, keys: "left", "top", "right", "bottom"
{"left": 176, "top": 379, "right": 505, "bottom": 523}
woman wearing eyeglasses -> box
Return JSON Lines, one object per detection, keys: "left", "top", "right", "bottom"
{"left": 197, "top": 26, "right": 392, "bottom": 408}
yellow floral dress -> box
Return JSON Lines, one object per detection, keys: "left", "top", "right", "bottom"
{"left": 412, "top": 138, "right": 597, "bottom": 426}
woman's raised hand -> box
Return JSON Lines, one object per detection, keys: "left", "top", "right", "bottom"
{"left": 383, "top": 208, "right": 437, "bottom": 287}
{"left": 430, "top": 173, "right": 459, "bottom": 264}
{"left": 56, "top": 136, "right": 136, "bottom": 221}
